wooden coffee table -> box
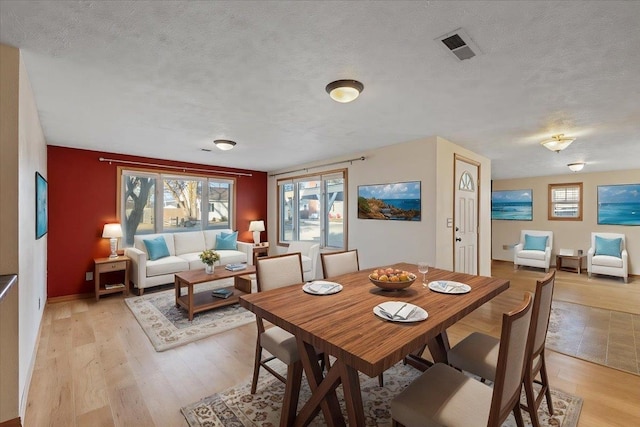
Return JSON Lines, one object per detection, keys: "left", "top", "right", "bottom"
{"left": 175, "top": 265, "right": 256, "bottom": 321}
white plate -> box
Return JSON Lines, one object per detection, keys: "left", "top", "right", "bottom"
{"left": 428, "top": 280, "right": 471, "bottom": 294}
{"left": 302, "top": 281, "right": 343, "bottom": 295}
{"left": 373, "top": 301, "right": 428, "bottom": 323}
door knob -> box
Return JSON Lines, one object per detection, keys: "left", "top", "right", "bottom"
{"left": 455, "top": 237, "right": 462, "bottom": 242}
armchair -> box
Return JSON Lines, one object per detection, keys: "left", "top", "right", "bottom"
{"left": 514, "top": 230, "right": 553, "bottom": 273}
{"left": 588, "top": 232, "right": 628, "bottom": 282}
{"left": 286, "top": 241, "right": 320, "bottom": 282}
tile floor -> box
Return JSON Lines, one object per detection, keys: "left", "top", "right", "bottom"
{"left": 547, "top": 300, "right": 640, "bottom": 375}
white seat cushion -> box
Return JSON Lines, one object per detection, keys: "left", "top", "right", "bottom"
{"left": 391, "top": 363, "right": 492, "bottom": 427}
{"left": 217, "top": 250, "right": 247, "bottom": 265}
{"left": 592, "top": 255, "right": 623, "bottom": 268}
{"left": 178, "top": 252, "right": 205, "bottom": 270}
{"left": 260, "top": 327, "right": 299, "bottom": 365}
{"left": 517, "top": 249, "right": 546, "bottom": 260}
{"left": 146, "top": 256, "right": 189, "bottom": 277}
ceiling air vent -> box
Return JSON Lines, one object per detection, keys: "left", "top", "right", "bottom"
{"left": 435, "top": 28, "right": 482, "bottom": 61}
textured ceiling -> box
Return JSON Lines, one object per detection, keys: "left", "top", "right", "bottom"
{"left": 1, "top": 0, "right": 639, "bottom": 179}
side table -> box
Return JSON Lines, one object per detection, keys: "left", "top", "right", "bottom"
{"left": 555, "top": 254, "right": 586, "bottom": 275}
{"left": 94, "top": 256, "right": 130, "bottom": 301}
{"left": 252, "top": 242, "right": 269, "bottom": 265}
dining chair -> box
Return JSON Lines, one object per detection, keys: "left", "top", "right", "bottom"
{"left": 321, "top": 249, "right": 359, "bottom": 278}
{"left": 391, "top": 293, "right": 533, "bottom": 427}
{"left": 447, "top": 271, "right": 556, "bottom": 427}
{"left": 251, "top": 253, "right": 306, "bottom": 424}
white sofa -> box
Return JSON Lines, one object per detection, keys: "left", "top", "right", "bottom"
{"left": 513, "top": 230, "right": 553, "bottom": 273}
{"left": 125, "top": 229, "right": 252, "bottom": 294}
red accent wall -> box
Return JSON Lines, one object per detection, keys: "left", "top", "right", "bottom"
{"left": 47, "top": 146, "right": 267, "bottom": 298}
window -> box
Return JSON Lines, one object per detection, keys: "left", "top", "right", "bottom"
{"left": 278, "top": 169, "right": 346, "bottom": 249}
{"left": 548, "top": 182, "right": 583, "bottom": 221}
{"left": 119, "top": 168, "right": 234, "bottom": 245}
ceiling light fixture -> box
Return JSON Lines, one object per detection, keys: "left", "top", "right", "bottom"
{"left": 568, "top": 162, "right": 585, "bottom": 172}
{"left": 325, "top": 80, "right": 364, "bottom": 103}
{"left": 540, "top": 134, "right": 576, "bottom": 153}
{"left": 214, "top": 139, "right": 236, "bottom": 151}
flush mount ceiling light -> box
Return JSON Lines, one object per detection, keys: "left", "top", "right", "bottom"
{"left": 568, "top": 162, "right": 586, "bottom": 172}
{"left": 325, "top": 80, "right": 364, "bottom": 103}
{"left": 214, "top": 139, "right": 236, "bottom": 151}
{"left": 540, "top": 134, "right": 576, "bottom": 153}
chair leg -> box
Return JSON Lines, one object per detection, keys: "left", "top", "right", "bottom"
{"left": 280, "top": 361, "right": 303, "bottom": 427}
{"left": 522, "top": 375, "right": 541, "bottom": 427}
{"left": 251, "top": 338, "right": 262, "bottom": 394}
{"left": 539, "top": 354, "right": 554, "bottom": 415}
{"left": 512, "top": 402, "right": 526, "bottom": 427}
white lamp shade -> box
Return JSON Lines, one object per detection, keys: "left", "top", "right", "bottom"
{"left": 325, "top": 80, "right": 364, "bottom": 103}
{"left": 568, "top": 162, "right": 585, "bottom": 172}
{"left": 248, "top": 220, "right": 265, "bottom": 232}
{"left": 540, "top": 134, "right": 576, "bottom": 152}
{"left": 102, "top": 223, "right": 123, "bottom": 238}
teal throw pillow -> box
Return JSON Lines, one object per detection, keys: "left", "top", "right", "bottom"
{"left": 595, "top": 236, "right": 622, "bottom": 258}
{"left": 523, "top": 234, "right": 548, "bottom": 251}
{"left": 143, "top": 236, "right": 170, "bottom": 260}
{"left": 216, "top": 231, "right": 238, "bottom": 250}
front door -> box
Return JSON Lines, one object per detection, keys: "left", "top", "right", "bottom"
{"left": 454, "top": 155, "right": 479, "bottom": 274}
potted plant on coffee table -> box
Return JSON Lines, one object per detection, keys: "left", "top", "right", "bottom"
{"left": 200, "top": 249, "right": 220, "bottom": 274}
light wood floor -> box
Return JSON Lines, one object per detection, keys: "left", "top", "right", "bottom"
{"left": 24, "top": 262, "right": 640, "bottom": 427}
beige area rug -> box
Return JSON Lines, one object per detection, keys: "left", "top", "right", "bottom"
{"left": 181, "top": 362, "right": 583, "bottom": 427}
{"left": 125, "top": 279, "right": 255, "bottom": 352}
{"left": 548, "top": 300, "right": 640, "bottom": 375}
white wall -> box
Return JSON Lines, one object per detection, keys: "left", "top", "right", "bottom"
{"left": 18, "top": 51, "right": 48, "bottom": 414}
{"left": 492, "top": 169, "right": 640, "bottom": 275}
{"left": 268, "top": 136, "right": 492, "bottom": 276}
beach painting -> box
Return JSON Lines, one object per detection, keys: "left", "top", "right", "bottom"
{"left": 597, "top": 184, "right": 640, "bottom": 225}
{"left": 358, "top": 181, "right": 421, "bottom": 221}
{"left": 491, "top": 189, "right": 533, "bottom": 221}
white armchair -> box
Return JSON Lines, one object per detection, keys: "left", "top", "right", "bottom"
{"left": 514, "top": 230, "right": 553, "bottom": 273}
{"left": 588, "top": 232, "right": 628, "bottom": 283}
{"left": 286, "top": 241, "right": 320, "bottom": 282}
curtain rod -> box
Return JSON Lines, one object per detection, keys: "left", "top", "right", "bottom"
{"left": 98, "top": 157, "right": 253, "bottom": 177}
{"left": 269, "top": 156, "right": 366, "bottom": 177}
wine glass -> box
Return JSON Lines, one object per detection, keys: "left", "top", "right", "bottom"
{"left": 417, "top": 262, "right": 429, "bottom": 285}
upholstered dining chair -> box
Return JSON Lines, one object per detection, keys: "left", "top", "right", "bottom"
{"left": 321, "top": 249, "right": 359, "bottom": 279}
{"left": 447, "top": 271, "right": 556, "bottom": 427}
{"left": 513, "top": 230, "right": 553, "bottom": 272}
{"left": 588, "top": 232, "right": 628, "bottom": 282}
{"left": 391, "top": 293, "right": 533, "bottom": 427}
{"left": 251, "top": 253, "right": 306, "bottom": 424}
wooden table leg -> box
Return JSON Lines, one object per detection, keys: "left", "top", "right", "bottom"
{"left": 188, "top": 282, "right": 194, "bottom": 321}
{"left": 337, "top": 360, "right": 366, "bottom": 426}
{"left": 404, "top": 331, "right": 452, "bottom": 371}
{"left": 294, "top": 338, "right": 345, "bottom": 427}
{"left": 175, "top": 277, "right": 181, "bottom": 307}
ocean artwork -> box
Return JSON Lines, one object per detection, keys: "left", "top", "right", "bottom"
{"left": 597, "top": 184, "right": 640, "bottom": 225}
{"left": 358, "top": 181, "right": 421, "bottom": 221}
{"left": 491, "top": 189, "right": 533, "bottom": 221}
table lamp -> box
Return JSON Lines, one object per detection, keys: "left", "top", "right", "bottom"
{"left": 102, "top": 223, "right": 123, "bottom": 258}
{"left": 248, "top": 220, "right": 265, "bottom": 245}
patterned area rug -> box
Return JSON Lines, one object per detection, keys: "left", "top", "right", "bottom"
{"left": 125, "top": 280, "right": 255, "bottom": 351}
{"left": 181, "top": 362, "right": 583, "bottom": 427}
{"left": 548, "top": 300, "right": 640, "bottom": 375}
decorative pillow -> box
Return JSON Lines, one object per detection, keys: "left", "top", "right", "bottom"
{"left": 595, "top": 236, "right": 622, "bottom": 258}
{"left": 143, "top": 236, "right": 170, "bottom": 260}
{"left": 523, "top": 234, "right": 548, "bottom": 251}
{"left": 216, "top": 231, "right": 238, "bottom": 250}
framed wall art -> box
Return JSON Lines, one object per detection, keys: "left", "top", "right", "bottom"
{"left": 35, "top": 171, "right": 48, "bottom": 239}
{"left": 597, "top": 183, "right": 640, "bottom": 225}
{"left": 357, "top": 181, "right": 421, "bottom": 221}
{"left": 491, "top": 189, "right": 533, "bottom": 221}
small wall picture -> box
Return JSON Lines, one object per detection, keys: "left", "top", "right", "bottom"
{"left": 35, "top": 171, "right": 48, "bottom": 239}
{"left": 357, "top": 181, "right": 421, "bottom": 221}
{"left": 491, "top": 189, "right": 533, "bottom": 221}
{"left": 597, "top": 183, "right": 640, "bottom": 225}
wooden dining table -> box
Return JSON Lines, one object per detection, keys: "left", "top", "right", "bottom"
{"left": 239, "top": 262, "right": 509, "bottom": 426}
